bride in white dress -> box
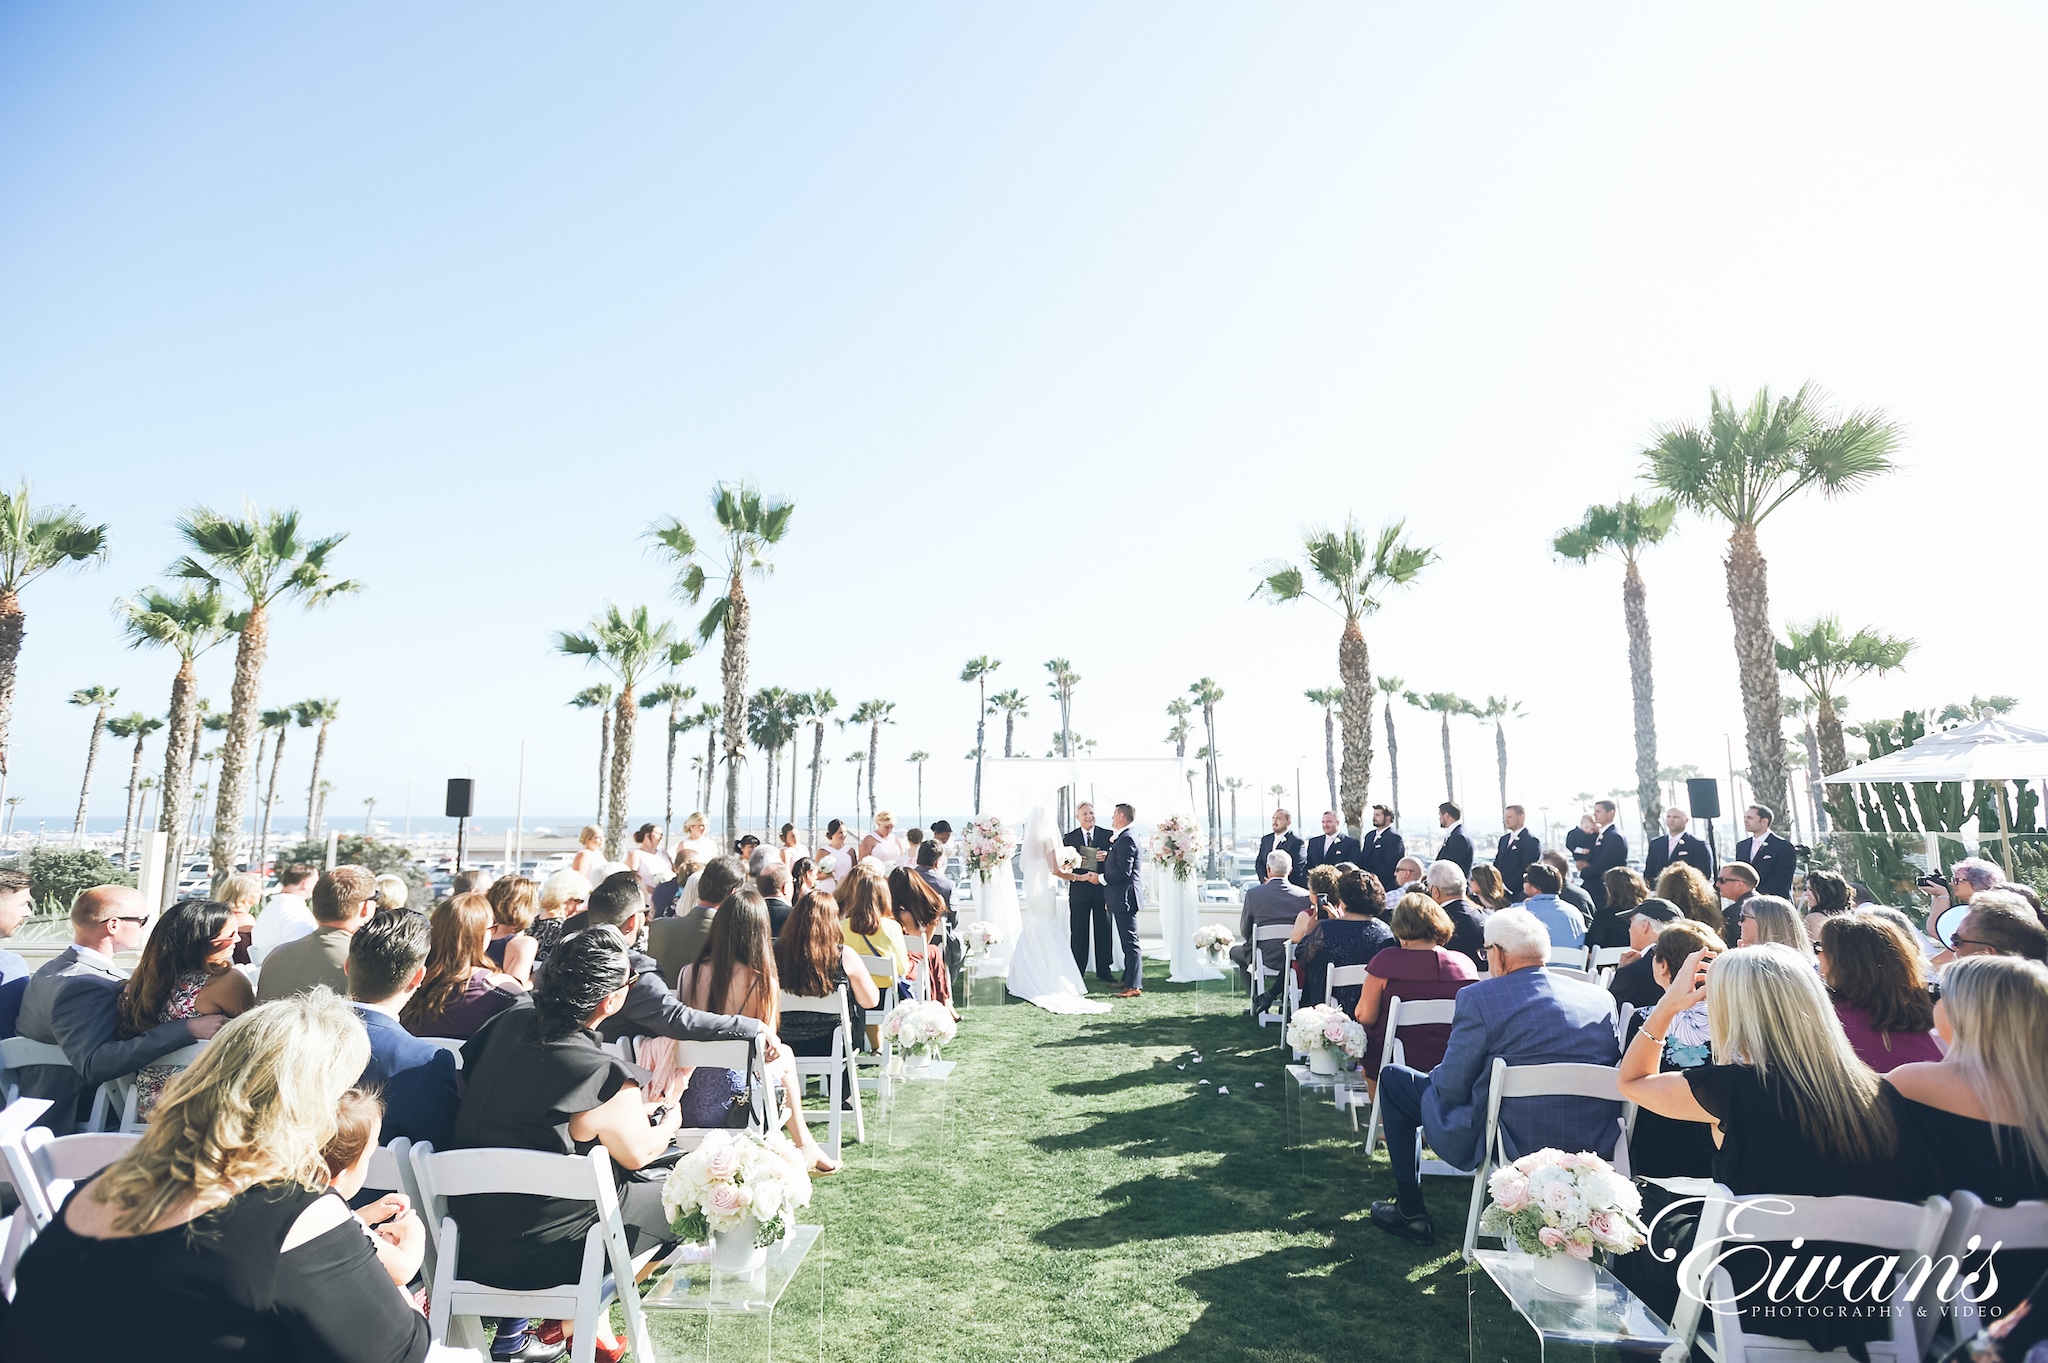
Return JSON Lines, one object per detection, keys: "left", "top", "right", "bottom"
{"left": 1005, "top": 802, "right": 1111, "bottom": 1014}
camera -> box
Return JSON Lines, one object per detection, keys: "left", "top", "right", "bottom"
{"left": 1915, "top": 872, "right": 1950, "bottom": 891}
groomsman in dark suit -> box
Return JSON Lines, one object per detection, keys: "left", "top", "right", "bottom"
{"left": 1361, "top": 805, "right": 1405, "bottom": 893}
{"left": 1643, "top": 807, "right": 1714, "bottom": 884}
{"left": 1435, "top": 803, "right": 1473, "bottom": 875}
{"left": 1736, "top": 804, "right": 1797, "bottom": 899}
{"left": 1303, "top": 810, "right": 1362, "bottom": 877}
{"left": 1578, "top": 800, "right": 1628, "bottom": 913}
{"left": 1256, "top": 808, "right": 1307, "bottom": 888}
{"left": 1061, "top": 803, "right": 1115, "bottom": 983}
{"left": 1493, "top": 805, "right": 1541, "bottom": 902}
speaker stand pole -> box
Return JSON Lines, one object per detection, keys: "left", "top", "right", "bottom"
{"left": 456, "top": 815, "right": 468, "bottom": 872}
{"left": 1705, "top": 817, "right": 1719, "bottom": 875}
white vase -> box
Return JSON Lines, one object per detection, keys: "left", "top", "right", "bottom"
{"left": 710, "top": 1216, "right": 768, "bottom": 1273}
{"left": 1532, "top": 1251, "right": 1596, "bottom": 1297}
{"left": 904, "top": 1049, "right": 932, "bottom": 1074}
{"left": 1307, "top": 1048, "right": 1339, "bottom": 1076}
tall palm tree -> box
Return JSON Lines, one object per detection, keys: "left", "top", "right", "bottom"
{"left": 68, "top": 685, "right": 118, "bottom": 838}
{"left": 691, "top": 701, "right": 722, "bottom": 816}
{"left": 991, "top": 688, "right": 1028, "bottom": 758}
{"left": 132, "top": 779, "right": 154, "bottom": 838}
{"left": 1304, "top": 687, "right": 1343, "bottom": 813}
{"left": 849, "top": 700, "right": 895, "bottom": 822}
{"left": 105, "top": 712, "right": 161, "bottom": 865}
{"left": 1376, "top": 673, "right": 1405, "bottom": 820}
{"left": 1253, "top": 518, "right": 1434, "bottom": 835}
{"left": 0, "top": 482, "right": 108, "bottom": 787}
{"left": 650, "top": 481, "right": 796, "bottom": 844}
{"left": 643, "top": 680, "right": 698, "bottom": 848}
{"left": 295, "top": 698, "right": 340, "bottom": 841}
{"left": 1776, "top": 615, "right": 1914, "bottom": 796}
{"left": 802, "top": 689, "right": 836, "bottom": 849}
{"left": 1553, "top": 495, "right": 1678, "bottom": 834}
{"left": 1189, "top": 678, "right": 1225, "bottom": 873}
{"left": 960, "top": 657, "right": 1000, "bottom": 814}
{"left": 1645, "top": 384, "right": 1900, "bottom": 819}
{"left": 173, "top": 506, "right": 358, "bottom": 886}
{"left": 557, "top": 605, "right": 678, "bottom": 858}
{"left": 1477, "top": 696, "right": 1523, "bottom": 812}
{"left": 569, "top": 684, "right": 615, "bottom": 826}
{"left": 1406, "top": 691, "right": 1476, "bottom": 804}
{"left": 314, "top": 781, "right": 333, "bottom": 837}
{"left": 907, "top": 751, "right": 930, "bottom": 827}
{"left": 746, "top": 686, "right": 796, "bottom": 831}
{"left": 1044, "top": 660, "right": 1080, "bottom": 758}
{"left": 847, "top": 750, "right": 865, "bottom": 815}
{"left": 1223, "top": 776, "right": 1246, "bottom": 848}
{"left": 118, "top": 585, "right": 231, "bottom": 894}
{"left": 256, "top": 706, "right": 294, "bottom": 876}
{"left": 1164, "top": 698, "right": 1192, "bottom": 760}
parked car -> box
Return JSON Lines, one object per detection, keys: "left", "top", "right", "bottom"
{"left": 1196, "top": 880, "right": 1240, "bottom": 904}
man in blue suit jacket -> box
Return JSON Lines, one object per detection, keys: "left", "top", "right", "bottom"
{"left": 346, "top": 910, "right": 459, "bottom": 1150}
{"left": 1097, "top": 803, "right": 1145, "bottom": 996}
{"left": 1370, "top": 906, "right": 1623, "bottom": 1245}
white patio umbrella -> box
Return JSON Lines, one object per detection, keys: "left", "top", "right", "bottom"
{"left": 1821, "top": 716, "right": 2048, "bottom": 874}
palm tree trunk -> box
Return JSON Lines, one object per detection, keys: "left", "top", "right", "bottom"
{"left": 1724, "top": 522, "right": 1789, "bottom": 820}
{"left": 73, "top": 705, "right": 108, "bottom": 837}
{"left": 1201, "top": 705, "right": 1219, "bottom": 874}
{"left": 866, "top": 724, "right": 880, "bottom": 822}
{"left": 704, "top": 722, "right": 718, "bottom": 818}
{"left": 1323, "top": 705, "right": 1338, "bottom": 813}
{"left": 305, "top": 721, "right": 332, "bottom": 841}
{"left": 1003, "top": 711, "right": 1015, "bottom": 758}
{"left": 1494, "top": 720, "right": 1509, "bottom": 813}
{"left": 1815, "top": 698, "right": 1859, "bottom": 832}
{"left": 721, "top": 577, "right": 748, "bottom": 843}
{"left": 806, "top": 722, "right": 824, "bottom": 849}
{"left": 211, "top": 603, "right": 266, "bottom": 892}
{"left": 1384, "top": 702, "right": 1400, "bottom": 822}
{"left": 0, "top": 589, "right": 23, "bottom": 785}
{"left": 663, "top": 697, "right": 681, "bottom": 847}
{"left": 121, "top": 729, "right": 147, "bottom": 866}
{"left": 762, "top": 742, "right": 778, "bottom": 839}
{"left": 157, "top": 657, "right": 197, "bottom": 899}
{"left": 788, "top": 744, "right": 797, "bottom": 832}
{"left": 1439, "top": 710, "right": 1454, "bottom": 802}
{"left": 259, "top": 729, "right": 287, "bottom": 876}
{"left": 1337, "top": 619, "right": 1372, "bottom": 837}
{"left": 1803, "top": 720, "right": 1829, "bottom": 834}
{"left": 973, "top": 679, "right": 986, "bottom": 815}
{"left": 1622, "top": 559, "right": 1663, "bottom": 836}
{"left": 606, "top": 689, "right": 634, "bottom": 859}
{"left": 595, "top": 710, "right": 611, "bottom": 828}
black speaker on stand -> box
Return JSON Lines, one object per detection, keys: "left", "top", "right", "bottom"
{"left": 1687, "top": 778, "right": 1722, "bottom": 873}
{"left": 446, "top": 779, "right": 475, "bottom": 872}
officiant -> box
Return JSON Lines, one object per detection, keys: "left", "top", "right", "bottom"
{"left": 1061, "top": 802, "right": 1116, "bottom": 984}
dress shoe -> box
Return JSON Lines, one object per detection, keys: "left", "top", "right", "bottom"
{"left": 1368, "top": 1199, "right": 1435, "bottom": 1245}
{"left": 1116, "top": 987, "right": 1143, "bottom": 998}
{"left": 491, "top": 1334, "right": 568, "bottom": 1363}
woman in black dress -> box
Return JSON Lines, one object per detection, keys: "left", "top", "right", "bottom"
{"left": 2, "top": 991, "right": 431, "bottom": 1362}
{"left": 1295, "top": 867, "right": 1395, "bottom": 1013}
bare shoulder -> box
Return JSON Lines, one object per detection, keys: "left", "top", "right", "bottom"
{"left": 201, "top": 967, "right": 256, "bottom": 1011}
{"left": 280, "top": 1191, "right": 354, "bottom": 1252}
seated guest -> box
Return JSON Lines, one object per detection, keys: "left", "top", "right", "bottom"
{"left": 1608, "top": 897, "right": 1684, "bottom": 1012}
{"left": 1518, "top": 862, "right": 1587, "bottom": 950}
{"left": 0, "top": 865, "right": 34, "bottom": 1036}
{"left": 118, "top": 897, "right": 255, "bottom": 1119}
{"left": 649, "top": 855, "right": 746, "bottom": 988}
{"left": 399, "top": 892, "right": 525, "bottom": 1040}
{"left": 885, "top": 866, "right": 953, "bottom": 1010}
{"left": 773, "top": 890, "right": 882, "bottom": 1057}
{"left": 320, "top": 1087, "right": 424, "bottom": 1291}
{"left": 1616, "top": 918, "right": 1723, "bottom": 1179}
{"left": 1542, "top": 850, "right": 1596, "bottom": 918}
{"left": 1232, "top": 850, "right": 1311, "bottom": 1013}
{"left": 1, "top": 992, "right": 431, "bottom": 1361}
{"left": 346, "top": 909, "right": 459, "bottom": 1149}
{"left": 257, "top": 865, "right": 380, "bottom": 1003}
{"left": 249, "top": 863, "right": 318, "bottom": 963}
{"left": 217, "top": 871, "right": 263, "bottom": 964}
{"left": 1713, "top": 861, "right": 1758, "bottom": 945}
{"left": 839, "top": 864, "right": 912, "bottom": 999}
{"left": 1297, "top": 868, "right": 1394, "bottom": 1013}
{"left": 676, "top": 890, "right": 838, "bottom": 1173}
{"left": 1654, "top": 861, "right": 1727, "bottom": 944}
{"left": 758, "top": 860, "right": 796, "bottom": 938}
{"left": 484, "top": 875, "right": 541, "bottom": 986}
{"left": 1391, "top": 855, "right": 1426, "bottom": 898}
{"left": 1801, "top": 868, "right": 1854, "bottom": 944}
{"left": 452, "top": 928, "right": 682, "bottom": 1362}
{"left": 1423, "top": 860, "right": 1488, "bottom": 972}
{"left": 1820, "top": 912, "right": 1942, "bottom": 1072}
{"left": 1355, "top": 892, "right": 1477, "bottom": 1083}
{"left": 373, "top": 873, "right": 411, "bottom": 915}
{"left": 1465, "top": 863, "right": 1510, "bottom": 912}
{"left": 1369, "top": 907, "right": 1623, "bottom": 1245}
{"left": 1735, "top": 893, "right": 1813, "bottom": 957}
{"left": 914, "top": 839, "right": 954, "bottom": 922}
{"left": 16, "top": 886, "right": 228, "bottom": 1134}
{"left": 531, "top": 868, "right": 590, "bottom": 971}
{"left": 1588, "top": 866, "right": 1649, "bottom": 950}
{"left": 451, "top": 869, "right": 497, "bottom": 900}
{"left": 1944, "top": 889, "right": 2048, "bottom": 964}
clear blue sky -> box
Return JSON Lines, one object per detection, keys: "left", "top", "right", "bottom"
{"left": 3, "top": 4, "right": 2044, "bottom": 843}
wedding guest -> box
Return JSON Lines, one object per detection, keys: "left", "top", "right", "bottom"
{"left": 452, "top": 869, "right": 496, "bottom": 900}
{"left": 817, "top": 819, "right": 855, "bottom": 892}
{"left": 913, "top": 839, "right": 953, "bottom": 920}
{"left": 929, "top": 819, "right": 955, "bottom": 868}
{"left": 1517, "top": 863, "right": 1586, "bottom": 950}
{"left": 1800, "top": 868, "right": 1855, "bottom": 944}
{"left": 1423, "top": 860, "right": 1488, "bottom": 972}
{"left": 484, "top": 875, "right": 541, "bottom": 986}
{"left": 319, "top": 1087, "right": 422, "bottom": 1291}
{"left": 655, "top": 852, "right": 705, "bottom": 918}
{"left": 1303, "top": 809, "right": 1362, "bottom": 876}
{"left": 1233, "top": 850, "right": 1310, "bottom": 1012}
{"left": 1655, "top": 862, "right": 1727, "bottom": 943}
{"left": 0, "top": 866, "right": 30, "bottom": 1036}
{"left": 218, "top": 871, "right": 263, "bottom": 964}
{"left": 346, "top": 910, "right": 458, "bottom": 1150}
{"left": 903, "top": 827, "right": 926, "bottom": 871}
{"left": 372, "top": 874, "right": 410, "bottom": 915}
{"left": 1735, "top": 803, "right": 1796, "bottom": 898}
{"left": 1820, "top": 912, "right": 1941, "bottom": 1072}
{"left": 885, "top": 866, "right": 952, "bottom": 1009}
{"left": 1588, "top": 865, "right": 1650, "bottom": 949}
{"left": 757, "top": 860, "right": 796, "bottom": 937}
{"left": 625, "top": 823, "right": 673, "bottom": 897}
{"left": 1, "top": 992, "right": 431, "bottom": 1362}
{"left": 791, "top": 855, "right": 818, "bottom": 906}
{"left": 1542, "top": 849, "right": 1596, "bottom": 919}
{"left": 774, "top": 822, "right": 803, "bottom": 869}
{"left": 257, "top": 866, "right": 381, "bottom": 1003}
{"left": 1257, "top": 808, "right": 1308, "bottom": 889}
{"left": 859, "top": 811, "right": 903, "bottom": 869}
{"left": 1435, "top": 802, "right": 1473, "bottom": 875}
{"left": 1607, "top": 897, "right": 1684, "bottom": 1012}
{"left": 400, "top": 893, "right": 524, "bottom": 1039}
{"left": 1714, "top": 861, "right": 1758, "bottom": 945}
{"left": 249, "top": 864, "right": 318, "bottom": 963}
{"left": 119, "top": 897, "right": 255, "bottom": 1119}
{"left": 1361, "top": 804, "right": 1405, "bottom": 893}
{"left": 1392, "top": 856, "right": 1426, "bottom": 897}
{"left": 1562, "top": 813, "right": 1596, "bottom": 878}
{"left": 1292, "top": 864, "right": 1343, "bottom": 937}
{"left": 1941, "top": 889, "right": 2048, "bottom": 963}
{"left": 650, "top": 856, "right": 746, "bottom": 987}
{"left": 1355, "top": 892, "right": 1477, "bottom": 1083}
{"left": 569, "top": 824, "right": 607, "bottom": 883}
{"left": 677, "top": 811, "right": 719, "bottom": 867}
{"left": 1642, "top": 806, "right": 1713, "bottom": 884}
{"left": 1465, "top": 863, "right": 1510, "bottom": 912}
{"left": 1618, "top": 918, "right": 1724, "bottom": 1178}
{"left": 1577, "top": 800, "right": 1627, "bottom": 914}
{"left": 532, "top": 868, "right": 590, "bottom": 972}
{"left": 1296, "top": 867, "right": 1393, "bottom": 1012}
{"left": 1492, "top": 805, "right": 1540, "bottom": 902}
{"left": 1735, "top": 893, "right": 1813, "bottom": 957}
{"left": 773, "top": 890, "right": 880, "bottom": 1057}
{"left": 839, "top": 864, "right": 911, "bottom": 1000}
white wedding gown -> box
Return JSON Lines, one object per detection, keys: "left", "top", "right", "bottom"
{"left": 1005, "top": 803, "right": 1111, "bottom": 1014}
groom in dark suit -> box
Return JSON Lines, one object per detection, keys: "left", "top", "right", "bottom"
{"left": 1256, "top": 809, "right": 1307, "bottom": 888}
{"left": 1303, "top": 810, "right": 1363, "bottom": 877}
{"left": 1062, "top": 803, "right": 1115, "bottom": 983}
{"left": 1096, "top": 803, "right": 1145, "bottom": 997}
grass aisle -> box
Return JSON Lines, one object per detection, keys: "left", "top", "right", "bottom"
{"left": 644, "top": 961, "right": 1472, "bottom": 1362}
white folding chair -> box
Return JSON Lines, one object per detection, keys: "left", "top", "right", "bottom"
{"left": 1547, "top": 944, "right": 1590, "bottom": 970}
{"left": 1613, "top": 1002, "right": 1637, "bottom": 1047}
{"left": 901, "top": 934, "right": 931, "bottom": 1004}
{"left": 1248, "top": 925, "right": 1292, "bottom": 1027}
{"left": 1548, "top": 966, "right": 1601, "bottom": 986}
{"left": 1923, "top": 1192, "right": 2048, "bottom": 1356}
{"left": 1461, "top": 1057, "right": 1633, "bottom": 1259}
{"left": 361, "top": 1136, "right": 435, "bottom": 1288}
{"left": 0, "top": 1101, "right": 137, "bottom": 1297}
{"left": 409, "top": 1144, "right": 657, "bottom": 1363}
{"left": 777, "top": 988, "right": 862, "bottom": 1156}
{"left": 0, "top": 1038, "right": 71, "bottom": 1108}
{"left": 1669, "top": 1187, "right": 1951, "bottom": 1363}
{"left": 415, "top": 1037, "right": 466, "bottom": 1068}
{"left": 1358, "top": 998, "right": 1463, "bottom": 1166}
{"left": 1281, "top": 940, "right": 1303, "bottom": 1025}
{"left": 671, "top": 1037, "right": 778, "bottom": 1149}
{"left": 104, "top": 1041, "right": 209, "bottom": 1134}
{"left": 853, "top": 953, "right": 898, "bottom": 1100}
{"left": 1589, "top": 945, "right": 1627, "bottom": 983}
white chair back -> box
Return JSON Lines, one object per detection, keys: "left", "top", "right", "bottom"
{"left": 1925, "top": 1192, "right": 2048, "bottom": 1354}
{"left": 1589, "top": 945, "right": 1627, "bottom": 970}
{"left": 1325, "top": 963, "right": 1368, "bottom": 1000}
{"left": 1359, "top": 997, "right": 1461, "bottom": 1161}
{"left": 110, "top": 1041, "right": 210, "bottom": 1134}
{"left": 1547, "top": 944, "right": 1589, "bottom": 970}
{"left": 361, "top": 1136, "right": 436, "bottom": 1289}
{"left": 1461, "top": 1057, "right": 1632, "bottom": 1258}
{"left": 901, "top": 934, "right": 931, "bottom": 1003}
{"left": 1249, "top": 924, "right": 1292, "bottom": 1027}
{"left": 777, "top": 987, "right": 860, "bottom": 1157}
{"left": 671, "top": 1037, "right": 777, "bottom": 1142}
{"left": 0, "top": 1038, "right": 71, "bottom": 1107}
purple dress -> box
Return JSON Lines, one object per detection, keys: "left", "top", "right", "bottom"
{"left": 1831, "top": 998, "right": 1943, "bottom": 1073}
{"left": 1362, "top": 945, "right": 1477, "bottom": 1077}
{"left": 408, "top": 970, "right": 524, "bottom": 1040}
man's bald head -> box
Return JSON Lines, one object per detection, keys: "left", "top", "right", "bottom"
{"left": 72, "top": 884, "right": 142, "bottom": 930}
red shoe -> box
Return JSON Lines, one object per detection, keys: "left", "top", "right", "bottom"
{"left": 535, "top": 1322, "right": 565, "bottom": 1347}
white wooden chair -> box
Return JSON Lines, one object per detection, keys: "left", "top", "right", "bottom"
{"left": 0, "top": 1038, "right": 71, "bottom": 1108}
{"left": 0, "top": 1100, "right": 136, "bottom": 1297}
{"left": 1547, "top": 944, "right": 1590, "bottom": 970}
{"left": 674, "top": 1037, "right": 779, "bottom": 1149}
{"left": 1248, "top": 924, "right": 1292, "bottom": 1027}
{"left": 1358, "top": 998, "right": 1463, "bottom": 1162}
{"left": 103, "top": 1041, "right": 210, "bottom": 1134}
{"left": 1923, "top": 1192, "right": 2048, "bottom": 1355}
{"left": 1589, "top": 945, "right": 1627, "bottom": 983}
{"left": 1547, "top": 966, "right": 1601, "bottom": 986}
{"left": 853, "top": 953, "right": 898, "bottom": 1101}
{"left": 409, "top": 1144, "right": 658, "bottom": 1363}
{"left": 1313, "top": 963, "right": 1372, "bottom": 1093}
{"left": 360, "top": 1136, "right": 434, "bottom": 1287}
{"left": 1460, "top": 1057, "right": 1633, "bottom": 1259}
{"left": 901, "top": 934, "right": 931, "bottom": 1004}
{"left": 776, "top": 988, "right": 862, "bottom": 1157}
{"left": 1613, "top": 1002, "right": 1638, "bottom": 1047}
{"left": 1668, "top": 1187, "right": 1952, "bottom": 1363}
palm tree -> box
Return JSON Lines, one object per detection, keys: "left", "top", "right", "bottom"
{"left": 1407, "top": 691, "right": 1476, "bottom": 804}
{"left": 1553, "top": 494, "right": 1678, "bottom": 835}
{"left": 849, "top": 700, "right": 895, "bottom": 822}
{"left": 0, "top": 483, "right": 108, "bottom": 788}
{"left": 131, "top": 780, "right": 153, "bottom": 839}
{"left": 650, "top": 481, "right": 796, "bottom": 844}
{"left": 746, "top": 687, "right": 796, "bottom": 831}
{"left": 643, "top": 673, "right": 698, "bottom": 847}
{"left": 1044, "top": 660, "right": 1080, "bottom": 759}
{"left": 991, "top": 688, "right": 1028, "bottom": 758}
{"left": 1223, "top": 776, "right": 1246, "bottom": 848}
{"left": 1253, "top": 517, "right": 1434, "bottom": 835}
{"left": 1376, "top": 673, "right": 1405, "bottom": 820}
{"left": 558, "top": 605, "right": 678, "bottom": 858}
{"left": 67, "top": 685, "right": 118, "bottom": 838}
{"left": 362, "top": 795, "right": 377, "bottom": 834}
{"left": 118, "top": 585, "right": 231, "bottom": 894}
{"left": 801, "top": 689, "right": 836, "bottom": 849}
{"left": 1644, "top": 384, "right": 1900, "bottom": 819}
{"left": 1477, "top": 696, "right": 1524, "bottom": 812}
{"left": 1163, "top": 696, "right": 1192, "bottom": 762}
{"left": 1189, "top": 678, "right": 1225, "bottom": 874}
{"left": 314, "top": 780, "right": 333, "bottom": 838}
{"left": 105, "top": 712, "right": 161, "bottom": 865}
{"left": 255, "top": 706, "right": 294, "bottom": 875}
{"left": 960, "top": 657, "right": 1000, "bottom": 814}
{"left": 173, "top": 506, "right": 358, "bottom": 887}
{"left": 691, "top": 701, "right": 722, "bottom": 817}
{"left": 1304, "top": 687, "right": 1343, "bottom": 813}
{"left": 1776, "top": 615, "right": 1914, "bottom": 792}
{"left": 907, "top": 751, "right": 930, "bottom": 827}
{"left": 569, "top": 684, "right": 615, "bottom": 826}
{"left": 847, "top": 750, "right": 865, "bottom": 815}
{"left": 295, "top": 698, "right": 340, "bottom": 841}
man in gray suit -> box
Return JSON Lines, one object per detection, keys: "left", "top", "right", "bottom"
{"left": 1231, "top": 849, "right": 1311, "bottom": 1014}
{"left": 16, "top": 885, "right": 228, "bottom": 1133}
{"left": 649, "top": 855, "right": 746, "bottom": 989}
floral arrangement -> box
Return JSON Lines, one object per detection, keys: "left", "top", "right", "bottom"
{"left": 1056, "top": 846, "right": 1082, "bottom": 873}
{"left": 661, "top": 1129, "right": 814, "bottom": 1249}
{"left": 1478, "top": 1148, "right": 1646, "bottom": 1260}
{"left": 965, "top": 920, "right": 1004, "bottom": 952}
{"left": 1285, "top": 1002, "right": 1367, "bottom": 1061}
{"left": 1192, "top": 924, "right": 1235, "bottom": 953}
{"left": 880, "top": 999, "right": 957, "bottom": 1056}
{"left": 962, "top": 815, "right": 1017, "bottom": 882}
{"left": 1151, "top": 813, "right": 1205, "bottom": 881}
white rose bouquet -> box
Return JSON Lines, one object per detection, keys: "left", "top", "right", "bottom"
{"left": 661, "top": 1130, "right": 814, "bottom": 1249}
{"left": 1151, "top": 813, "right": 1204, "bottom": 882}
{"left": 1284, "top": 1002, "right": 1367, "bottom": 1062}
{"left": 962, "top": 815, "right": 1017, "bottom": 882}
{"left": 965, "top": 920, "right": 1003, "bottom": 952}
{"left": 880, "top": 999, "right": 957, "bottom": 1056}
{"left": 1056, "top": 846, "right": 1082, "bottom": 874}
{"left": 1478, "top": 1148, "right": 1646, "bottom": 1259}
{"left": 1192, "top": 924, "right": 1235, "bottom": 953}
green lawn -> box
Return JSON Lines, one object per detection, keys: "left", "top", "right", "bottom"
{"left": 638, "top": 961, "right": 1474, "bottom": 1362}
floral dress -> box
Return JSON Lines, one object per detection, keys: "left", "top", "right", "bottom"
{"left": 134, "top": 972, "right": 208, "bottom": 1119}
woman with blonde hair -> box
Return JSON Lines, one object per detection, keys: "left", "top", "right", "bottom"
{"left": 677, "top": 811, "right": 718, "bottom": 867}
{"left": 1734, "top": 893, "right": 1813, "bottom": 957}
{"left": 2, "top": 992, "right": 431, "bottom": 1359}
{"left": 217, "top": 871, "right": 264, "bottom": 963}
{"left": 532, "top": 867, "right": 590, "bottom": 972}
{"left": 400, "top": 893, "right": 524, "bottom": 1039}
{"left": 859, "top": 811, "right": 902, "bottom": 868}
{"left": 372, "top": 873, "right": 410, "bottom": 914}
{"left": 570, "top": 823, "right": 606, "bottom": 883}
{"left": 1653, "top": 862, "right": 1727, "bottom": 944}
{"left": 483, "top": 875, "right": 541, "bottom": 986}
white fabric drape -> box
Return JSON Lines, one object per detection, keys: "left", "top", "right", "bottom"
{"left": 1161, "top": 871, "right": 1221, "bottom": 983}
